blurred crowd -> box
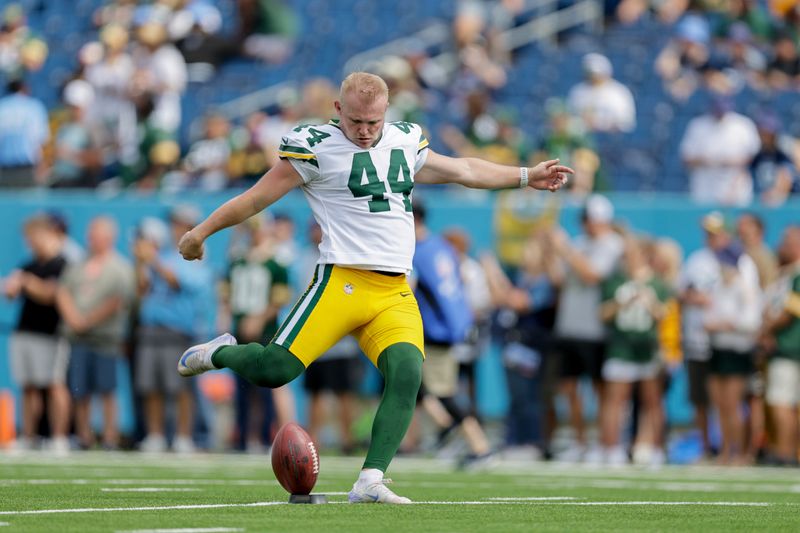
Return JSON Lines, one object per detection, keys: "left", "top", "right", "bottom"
{"left": 0, "top": 1, "right": 798, "bottom": 203}
{"left": 3, "top": 196, "right": 800, "bottom": 467}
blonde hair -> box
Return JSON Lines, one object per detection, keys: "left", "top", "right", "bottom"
{"left": 339, "top": 72, "right": 389, "bottom": 103}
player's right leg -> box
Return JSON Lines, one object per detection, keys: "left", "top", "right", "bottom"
{"left": 179, "top": 265, "right": 360, "bottom": 388}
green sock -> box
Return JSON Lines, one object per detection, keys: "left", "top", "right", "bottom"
{"left": 362, "top": 343, "right": 423, "bottom": 472}
{"left": 212, "top": 342, "right": 305, "bottom": 388}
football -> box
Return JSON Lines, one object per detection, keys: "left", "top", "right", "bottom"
{"left": 271, "top": 422, "right": 319, "bottom": 495}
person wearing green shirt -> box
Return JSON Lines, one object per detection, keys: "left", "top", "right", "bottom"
{"left": 222, "top": 216, "right": 292, "bottom": 451}
{"left": 598, "top": 237, "right": 669, "bottom": 466}
{"left": 763, "top": 226, "right": 800, "bottom": 465}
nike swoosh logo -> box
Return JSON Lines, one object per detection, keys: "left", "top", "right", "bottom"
{"left": 179, "top": 348, "right": 197, "bottom": 367}
{"left": 400, "top": 292, "right": 412, "bottom": 297}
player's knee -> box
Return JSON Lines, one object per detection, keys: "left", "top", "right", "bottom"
{"left": 252, "top": 343, "right": 305, "bottom": 388}
{"left": 379, "top": 343, "right": 423, "bottom": 396}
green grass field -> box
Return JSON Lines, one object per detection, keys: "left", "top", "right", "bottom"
{"left": 1, "top": 452, "right": 798, "bottom": 532}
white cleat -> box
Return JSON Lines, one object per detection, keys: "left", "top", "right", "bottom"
{"left": 348, "top": 479, "right": 412, "bottom": 504}
{"left": 178, "top": 333, "right": 237, "bottom": 377}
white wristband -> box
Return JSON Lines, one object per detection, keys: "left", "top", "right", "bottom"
{"left": 519, "top": 167, "right": 529, "bottom": 188}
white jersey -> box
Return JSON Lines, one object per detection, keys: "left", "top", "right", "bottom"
{"left": 279, "top": 120, "right": 429, "bottom": 272}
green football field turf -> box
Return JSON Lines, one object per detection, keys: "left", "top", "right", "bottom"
{"left": 1, "top": 452, "right": 798, "bottom": 532}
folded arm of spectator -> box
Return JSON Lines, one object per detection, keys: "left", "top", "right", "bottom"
{"left": 20, "top": 272, "right": 58, "bottom": 305}
{"left": 546, "top": 228, "right": 602, "bottom": 285}
{"left": 56, "top": 285, "right": 87, "bottom": 333}
{"left": 3, "top": 270, "right": 23, "bottom": 299}
{"left": 83, "top": 295, "right": 124, "bottom": 330}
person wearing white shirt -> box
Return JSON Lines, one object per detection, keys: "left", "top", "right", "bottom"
{"left": 680, "top": 97, "right": 761, "bottom": 206}
{"left": 132, "top": 22, "right": 187, "bottom": 134}
{"left": 704, "top": 245, "right": 761, "bottom": 465}
{"left": 679, "top": 211, "right": 758, "bottom": 459}
{"left": 567, "top": 53, "right": 636, "bottom": 133}
{"left": 85, "top": 24, "right": 137, "bottom": 166}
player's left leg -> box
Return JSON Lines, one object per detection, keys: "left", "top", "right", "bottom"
{"left": 349, "top": 278, "right": 424, "bottom": 504}
{"left": 349, "top": 342, "right": 422, "bottom": 504}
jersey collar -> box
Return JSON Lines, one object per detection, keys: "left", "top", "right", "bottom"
{"left": 328, "top": 118, "right": 384, "bottom": 149}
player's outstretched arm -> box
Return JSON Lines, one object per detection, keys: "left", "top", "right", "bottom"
{"left": 415, "top": 149, "right": 573, "bottom": 192}
{"left": 178, "top": 160, "right": 303, "bottom": 260}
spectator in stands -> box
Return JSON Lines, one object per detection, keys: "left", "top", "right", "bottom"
{"left": 567, "top": 53, "right": 636, "bottom": 133}
{"left": 655, "top": 14, "right": 711, "bottom": 101}
{"left": 0, "top": 4, "right": 48, "bottom": 75}
{"left": 134, "top": 207, "right": 213, "bottom": 453}
{"left": 50, "top": 80, "right": 103, "bottom": 189}
{"left": 271, "top": 213, "right": 297, "bottom": 267}
{"left": 223, "top": 215, "right": 294, "bottom": 452}
{"left": 704, "top": 245, "right": 762, "bottom": 465}
{"left": 761, "top": 225, "right": 800, "bottom": 465}
{"left": 440, "top": 90, "right": 529, "bottom": 166}
{"left": 178, "top": 113, "right": 233, "bottom": 191}
{"left": 736, "top": 213, "right": 775, "bottom": 462}
{"left": 117, "top": 92, "right": 174, "bottom": 188}
{"left": 0, "top": 79, "right": 49, "bottom": 187}
{"left": 714, "top": 0, "right": 773, "bottom": 43}
{"left": 379, "top": 55, "right": 426, "bottom": 125}
{"left": 85, "top": 24, "right": 137, "bottom": 171}
{"left": 131, "top": 21, "right": 187, "bottom": 134}
{"left": 599, "top": 237, "right": 668, "bottom": 466}
{"left": 680, "top": 96, "right": 761, "bottom": 205}
{"left": 3, "top": 216, "right": 69, "bottom": 453}
{"left": 716, "top": 23, "right": 768, "bottom": 90}
{"left": 57, "top": 217, "right": 134, "bottom": 450}
{"left": 298, "top": 221, "right": 361, "bottom": 454}
{"left": 451, "top": 1, "right": 507, "bottom": 90}
{"left": 239, "top": 0, "right": 298, "bottom": 64}
{"left": 93, "top": 0, "right": 137, "bottom": 30}
{"left": 615, "top": 0, "right": 689, "bottom": 25}
{"left": 224, "top": 111, "right": 273, "bottom": 187}
{"left": 413, "top": 201, "right": 493, "bottom": 467}
{"left": 680, "top": 212, "right": 759, "bottom": 460}
{"left": 533, "top": 98, "right": 599, "bottom": 198}
{"left": 547, "top": 194, "right": 625, "bottom": 461}
{"left": 767, "top": 29, "right": 800, "bottom": 90}
{"left": 443, "top": 228, "right": 494, "bottom": 409}
{"left": 750, "top": 114, "right": 797, "bottom": 206}
{"left": 737, "top": 213, "right": 779, "bottom": 290}
{"left": 482, "top": 233, "right": 561, "bottom": 460}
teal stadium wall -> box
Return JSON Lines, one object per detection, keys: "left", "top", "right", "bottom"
{"left": 1, "top": 191, "right": 798, "bottom": 433}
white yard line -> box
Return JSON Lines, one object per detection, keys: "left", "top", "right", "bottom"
{"left": 486, "top": 497, "right": 579, "bottom": 501}
{"left": 543, "top": 501, "right": 773, "bottom": 507}
{"left": 0, "top": 522, "right": 9, "bottom": 527}
{"left": 115, "top": 529, "right": 244, "bottom": 533}
{"left": 0, "top": 502, "right": 286, "bottom": 516}
{"left": 0, "top": 479, "right": 272, "bottom": 486}
{"left": 101, "top": 488, "right": 202, "bottom": 493}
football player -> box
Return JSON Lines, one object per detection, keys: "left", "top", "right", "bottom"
{"left": 177, "top": 72, "right": 571, "bottom": 503}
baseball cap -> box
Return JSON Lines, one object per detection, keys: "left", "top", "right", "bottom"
{"left": 136, "top": 217, "right": 169, "bottom": 247}
{"left": 701, "top": 211, "right": 728, "bottom": 234}
{"left": 582, "top": 53, "right": 612, "bottom": 77}
{"left": 676, "top": 14, "right": 710, "bottom": 45}
{"left": 63, "top": 79, "right": 94, "bottom": 109}
{"left": 584, "top": 194, "right": 614, "bottom": 223}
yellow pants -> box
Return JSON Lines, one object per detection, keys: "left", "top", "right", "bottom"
{"left": 272, "top": 265, "right": 425, "bottom": 367}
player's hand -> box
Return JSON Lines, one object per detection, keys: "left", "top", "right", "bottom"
{"left": 178, "top": 230, "right": 205, "bottom": 261}
{"left": 528, "top": 159, "right": 573, "bottom": 192}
